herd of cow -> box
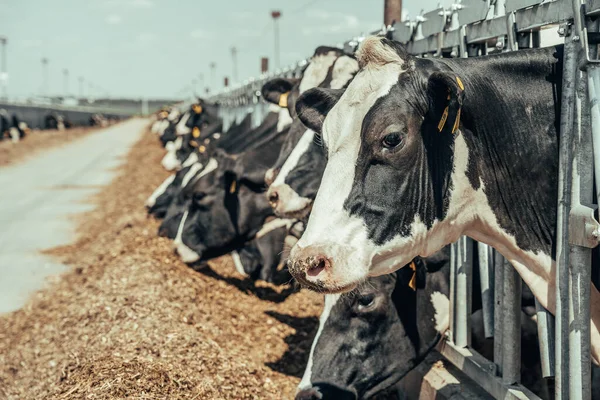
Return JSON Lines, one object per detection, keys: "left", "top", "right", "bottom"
{"left": 0, "top": 109, "right": 110, "bottom": 143}
{"left": 146, "top": 36, "right": 600, "bottom": 398}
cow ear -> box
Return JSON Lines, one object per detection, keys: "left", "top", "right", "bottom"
{"left": 427, "top": 72, "right": 465, "bottom": 136}
{"left": 295, "top": 88, "right": 344, "bottom": 134}
{"left": 261, "top": 78, "right": 299, "bottom": 107}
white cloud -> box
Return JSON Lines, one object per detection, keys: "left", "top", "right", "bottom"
{"left": 106, "top": 14, "right": 122, "bottom": 24}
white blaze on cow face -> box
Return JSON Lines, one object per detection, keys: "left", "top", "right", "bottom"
{"left": 181, "top": 162, "right": 204, "bottom": 188}
{"left": 161, "top": 136, "right": 183, "bottom": 171}
{"left": 175, "top": 112, "right": 191, "bottom": 135}
{"left": 299, "top": 51, "right": 340, "bottom": 94}
{"left": 268, "top": 128, "right": 314, "bottom": 217}
{"left": 298, "top": 293, "right": 340, "bottom": 392}
{"left": 291, "top": 52, "right": 408, "bottom": 289}
{"left": 146, "top": 174, "right": 176, "bottom": 208}
{"left": 174, "top": 210, "right": 200, "bottom": 263}
{"left": 182, "top": 152, "right": 199, "bottom": 168}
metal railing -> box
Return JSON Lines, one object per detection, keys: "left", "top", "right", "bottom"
{"left": 209, "top": 0, "right": 600, "bottom": 397}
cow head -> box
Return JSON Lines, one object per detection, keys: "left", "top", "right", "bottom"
{"left": 296, "top": 250, "right": 449, "bottom": 399}
{"left": 174, "top": 150, "right": 273, "bottom": 263}
{"left": 263, "top": 46, "right": 349, "bottom": 186}
{"left": 289, "top": 36, "right": 469, "bottom": 293}
{"left": 266, "top": 55, "right": 358, "bottom": 218}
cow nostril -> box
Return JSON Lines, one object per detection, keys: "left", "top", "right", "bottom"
{"left": 268, "top": 191, "right": 279, "bottom": 205}
{"left": 307, "top": 256, "right": 328, "bottom": 277}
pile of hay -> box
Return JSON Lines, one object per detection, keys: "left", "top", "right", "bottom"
{"left": 0, "top": 124, "right": 322, "bottom": 399}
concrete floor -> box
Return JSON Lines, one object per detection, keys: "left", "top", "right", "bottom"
{"left": 0, "top": 118, "right": 148, "bottom": 314}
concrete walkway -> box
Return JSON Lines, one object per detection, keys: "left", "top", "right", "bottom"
{"left": 0, "top": 118, "right": 148, "bottom": 313}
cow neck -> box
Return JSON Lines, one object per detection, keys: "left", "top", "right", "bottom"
{"left": 218, "top": 112, "right": 279, "bottom": 154}
{"left": 440, "top": 48, "right": 562, "bottom": 259}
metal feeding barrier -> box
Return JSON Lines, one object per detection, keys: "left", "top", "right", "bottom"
{"left": 209, "top": 0, "right": 600, "bottom": 397}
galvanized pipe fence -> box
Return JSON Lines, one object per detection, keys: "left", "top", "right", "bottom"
{"left": 209, "top": 0, "right": 600, "bottom": 397}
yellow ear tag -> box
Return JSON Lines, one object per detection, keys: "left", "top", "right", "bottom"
{"left": 192, "top": 104, "right": 203, "bottom": 114}
{"left": 452, "top": 108, "right": 461, "bottom": 134}
{"left": 278, "top": 91, "right": 289, "bottom": 108}
{"left": 438, "top": 106, "right": 449, "bottom": 132}
{"left": 229, "top": 180, "right": 237, "bottom": 194}
{"left": 408, "top": 261, "right": 417, "bottom": 291}
{"left": 190, "top": 140, "right": 199, "bottom": 148}
{"left": 198, "top": 145, "right": 206, "bottom": 153}
{"left": 456, "top": 76, "right": 464, "bottom": 91}
{"left": 192, "top": 126, "right": 201, "bottom": 138}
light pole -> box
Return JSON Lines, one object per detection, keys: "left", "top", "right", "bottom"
{"left": 78, "top": 76, "right": 84, "bottom": 99}
{"left": 231, "top": 46, "right": 238, "bottom": 84}
{"left": 0, "top": 37, "right": 7, "bottom": 101}
{"left": 210, "top": 62, "right": 216, "bottom": 92}
{"left": 63, "top": 68, "right": 69, "bottom": 97}
{"left": 271, "top": 10, "right": 281, "bottom": 69}
{"left": 41, "top": 57, "right": 49, "bottom": 97}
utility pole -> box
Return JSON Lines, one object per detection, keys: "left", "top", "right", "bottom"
{"left": 63, "top": 68, "right": 69, "bottom": 97}
{"left": 41, "top": 57, "right": 49, "bottom": 97}
{"left": 210, "top": 62, "right": 216, "bottom": 92}
{"left": 231, "top": 46, "right": 238, "bottom": 84}
{"left": 78, "top": 76, "right": 84, "bottom": 99}
{"left": 0, "top": 37, "right": 7, "bottom": 101}
{"left": 384, "top": 0, "right": 402, "bottom": 26}
{"left": 271, "top": 10, "right": 281, "bottom": 69}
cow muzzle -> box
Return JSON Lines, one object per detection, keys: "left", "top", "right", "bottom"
{"left": 267, "top": 184, "right": 312, "bottom": 219}
{"left": 288, "top": 243, "right": 359, "bottom": 294}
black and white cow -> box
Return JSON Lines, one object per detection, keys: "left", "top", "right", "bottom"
{"left": 288, "top": 37, "right": 600, "bottom": 361}
{"left": 297, "top": 250, "right": 450, "bottom": 399}
{"left": 0, "top": 109, "right": 23, "bottom": 142}
{"left": 265, "top": 54, "right": 359, "bottom": 218}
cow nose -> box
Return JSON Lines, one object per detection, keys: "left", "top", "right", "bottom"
{"left": 268, "top": 189, "right": 279, "bottom": 207}
{"left": 295, "top": 388, "right": 321, "bottom": 400}
{"left": 289, "top": 254, "right": 330, "bottom": 282}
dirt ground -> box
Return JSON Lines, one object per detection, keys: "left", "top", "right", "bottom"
{"left": 0, "top": 126, "right": 103, "bottom": 168}
{"left": 0, "top": 125, "right": 323, "bottom": 399}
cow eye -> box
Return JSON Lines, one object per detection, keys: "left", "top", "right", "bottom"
{"left": 382, "top": 133, "right": 403, "bottom": 149}
{"left": 193, "top": 192, "right": 206, "bottom": 202}
{"left": 357, "top": 293, "right": 376, "bottom": 311}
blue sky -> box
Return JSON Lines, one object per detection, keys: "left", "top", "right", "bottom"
{"left": 0, "top": 0, "right": 440, "bottom": 100}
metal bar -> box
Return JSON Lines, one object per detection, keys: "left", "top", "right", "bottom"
{"left": 535, "top": 299, "right": 556, "bottom": 378}
{"left": 438, "top": 340, "right": 542, "bottom": 400}
{"left": 555, "top": 35, "right": 579, "bottom": 400}
{"left": 452, "top": 236, "right": 473, "bottom": 348}
{"left": 478, "top": 242, "right": 495, "bottom": 338}
{"left": 493, "top": 249, "right": 505, "bottom": 375}
{"left": 568, "top": 39, "right": 593, "bottom": 398}
{"left": 501, "top": 258, "right": 522, "bottom": 385}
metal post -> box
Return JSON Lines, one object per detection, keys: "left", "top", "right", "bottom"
{"left": 384, "top": 0, "right": 402, "bottom": 26}
{"left": 501, "top": 258, "right": 522, "bottom": 385}
{"left": 568, "top": 34, "right": 593, "bottom": 398}
{"left": 210, "top": 62, "right": 216, "bottom": 93}
{"left": 555, "top": 34, "right": 579, "bottom": 400}
{"left": 535, "top": 299, "right": 556, "bottom": 378}
{"left": 0, "top": 37, "right": 7, "bottom": 101}
{"left": 493, "top": 249, "right": 505, "bottom": 376}
{"left": 231, "top": 47, "right": 238, "bottom": 84}
{"left": 478, "top": 242, "right": 494, "bottom": 338}
{"left": 271, "top": 11, "right": 281, "bottom": 69}
{"left": 41, "top": 57, "right": 49, "bottom": 97}
{"left": 78, "top": 76, "right": 84, "bottom": 99}
{"left": 63, "top": 68, "right": 69, "bottom": 97}
{"left": 450, "top": 236, "right": 472, "bottom": 348}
